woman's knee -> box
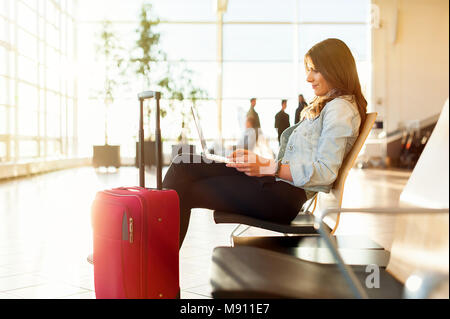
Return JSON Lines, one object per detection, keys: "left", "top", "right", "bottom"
{"left": 171, "top": 153, "right": 203, "bottom": 165}
{"left": 163, "top": 153, "right": 198, "bottom": 189}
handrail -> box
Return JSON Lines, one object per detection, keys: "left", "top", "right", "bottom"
{"left": 319, "top": 207, "right": 449, "bottom": 218}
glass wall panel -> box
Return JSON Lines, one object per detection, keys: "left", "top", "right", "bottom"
{"left": 225, "top": 0, "right": 296, "bottom": 22}
{"left": 298, "top": 0, "right": 368, "bottom": 23}
{"left": 149, "top": 0, "right": 215, "bottom": 22}
{"left": 0, "top": 1, "right": 9, "bottom": 16}
{"left": 17, "top": 82, "right": 38, "bottom": 111}
{"left": 39, "top": 111, "right": 46, "bottom": 136}
{"left": 17, "top": 1, "right": 37, "bottom": 34}
{"left": 18, "top": 110, "right": 38, "bottom": 136}
{"left": 1, "top": 0, "right": 15, "bottom": 23}
{"left": 0, "top": 141, "right": 6, "bottom": 162}
{"left": 47, "top": 67, "right": 61, "bottom": 92}
{"left": 66, "top": 18, "right": 74, "bottom": 60}
{"left": 0, "top": 47, "right": 8, "bottom": 78}
{"left": 38, "top": 0, "right": 46, "bottom": 16}
{"left": 223, "top": 62, "right": 294, "bottom": 99}
{"left": 19, "top": 140, "right": 39, "bottom": 158}
{"left": 224, "top": 24, "right": 293, "bottom": 61}
{"left": 0, "top": 75, "right": 10, "bottom": 105}
{"left": 298, "top": 24, "right": 368, "bottom": 61}
{"left": 9, "top": 141, "right": 15, "bottom": 159}
{"left": 76, "top": 98, "right": 103, "bottom": 157}
{"left": 47, "top": 112, "right": 60, "bottom": 138}
{"left": 67, "top": 98, "right": 74, "bottom": 138}
{"left": 0, "top": 0, "right": 79, "bottom": 162}
{"left": 47, "top": 2, "right": 59, "bottom": 27}
{"left": 46, "top": 139, "right": 61, "bottom": 157}
{"left": 17, "top": 29, "right": 38, "bottom": 61}
{"left": 46, "top": 91, "right": 60, "bottom": 115}
{"left": 161, "top": 61, "right": 217, "bottom": 98}
{"left": 60, "top": 0, "right": 67, "bottom": 12}
{"left": 77, "top": 0, "right": 146, "bottom": 22}
{"left": 66, "top": 0, "right": 73, "bottom": 17}
{"left": 17, "top": 55, "right": 38, "bottom": 84}
{"left": 60, "top": 17, "right": 67, "bottom": 55}
{"left": 26, "top": 0, "right": 38, "bottom": 11}
{"left": 158, "top": 24, "right": 216, "bottom": 61}
{"left": 46, "top": 23, "right": 60, "bottom": 49}
{"left": 38, "top": 16, "right": 46, "bottom": 40}
{"left": 60, "top": 100, "right": 67, "bottom": 138}
{"left": 0, "top": 105, "right": 8, "bottom": 134}
{"left": 0, "top": 18, "right": 10, "bottom": 43}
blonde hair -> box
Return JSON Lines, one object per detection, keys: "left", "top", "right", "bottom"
{"left": 301, "top": 38, "right": 367, "bottom": 130}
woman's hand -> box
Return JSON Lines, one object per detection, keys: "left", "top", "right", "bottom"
{"left": 226, "top": 149, "right": 277, "bottom": 177}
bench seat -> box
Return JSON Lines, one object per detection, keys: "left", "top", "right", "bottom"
{"left": 210, "top": 246, "right": 403, "bottom": 299}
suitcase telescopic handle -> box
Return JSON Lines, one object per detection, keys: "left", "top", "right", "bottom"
{"left": 138, "top": 91, "right": 155, "bottom": 100}
{"left": 138, "top": 91, "right": 162, "bottom": 190}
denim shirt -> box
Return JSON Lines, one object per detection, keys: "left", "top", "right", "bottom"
{"left": 276, "top": 96, "right": 361, "bottom": 194}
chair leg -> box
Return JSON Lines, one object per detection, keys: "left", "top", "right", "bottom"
{"left": 230, "top": 224, "right": 252, "bottom": 246}
{"left": 227, "top": 195, "right": 318, "bottom": 244}
{"left": 302, "top": 194, "right": 318, "bottom": 214}
{"left": 230, "top": 224, "right": 241, "bottom": 245}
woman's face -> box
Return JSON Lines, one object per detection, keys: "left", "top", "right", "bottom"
{"left": 305, "top": 57, "right": 331, "bottom": 96}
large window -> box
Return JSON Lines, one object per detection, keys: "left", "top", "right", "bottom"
{"left": 75, "top": 0, "right": 370, "bottom": 158}
{"left": 1, "top": 0, "right": 370, "bottom": 162}
{"left": 0, "top": 0, "right": 78, "bottom": 163}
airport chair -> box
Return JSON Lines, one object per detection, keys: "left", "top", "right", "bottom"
{"left": 213, "top": 112, "right": 378, "bottom": 243}
{"left": 210, "top": 100, "right": 450, "bottom": 298}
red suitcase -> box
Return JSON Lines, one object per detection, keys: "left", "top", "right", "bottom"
{"left": 91, "top": 91, "right": 180, "bottom": 299}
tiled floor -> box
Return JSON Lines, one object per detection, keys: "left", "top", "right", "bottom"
{"left": 0, "top": 166, "right": 410, "bottom": 299}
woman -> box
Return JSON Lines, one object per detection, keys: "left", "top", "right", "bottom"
{"left": 163, "top": 38, "right": 367, "bottom": 248}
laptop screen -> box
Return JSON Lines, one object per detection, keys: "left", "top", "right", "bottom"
{"left": 191, "top": 106, "right": 208, "bottom": 153}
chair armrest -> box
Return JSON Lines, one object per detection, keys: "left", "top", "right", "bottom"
{"left": 314, "top": 220, "right": 369, "bottom": 299}
{"left": 316, "top": 207, "right": 448, "bottom": 221}
{"left": 313, "top": 206, "right": 448, "bottom": 299}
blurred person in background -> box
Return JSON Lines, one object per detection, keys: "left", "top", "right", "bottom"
{"left": 236, "top": 116, "right": 274, "bottom": 159}
{"left": 275, "top": 99, "right": 290, "bottom": 143}
{"left": 295, "top": 94, "right": 308, "bottom": 124}
{"left": 246, "top": 98, "right": 261, "bottom": 129}
{"left": 236, "top": 116, "right": 259, "bottom": 151}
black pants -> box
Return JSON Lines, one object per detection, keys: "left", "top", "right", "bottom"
{"left": 162, "top": 154, "right": 307, "bottom": 248}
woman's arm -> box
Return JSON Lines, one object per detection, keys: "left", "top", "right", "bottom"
{"left": 226, "top": 150, "right": 293, "bottom": 180}
{"left": 277, "top": 163, "right": 293, "bottom": 181}
{"left": 227, "top": 99, "right": 359, "bottom": 184}
{"left": 288, "top": 100, "right": 360, "bottom": 188}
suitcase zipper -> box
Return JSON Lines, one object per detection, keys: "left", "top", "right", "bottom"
{"left": 129, "top": 217, "right": 134, "bottom": 244}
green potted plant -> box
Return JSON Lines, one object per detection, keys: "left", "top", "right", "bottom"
{"left": 176, "top": 72, "right": 208, "bottom": 159}
{"left": 130, "top": 3, "right": 209, "bottom": 165}
{"left": 130, "top": 3, "right": 166, "bottom": 167}
{"left": 157, "top": 63, "right": 209, "bottom": 160}
{"left": 92, "top": 20, "right": 125, "bottom": 169}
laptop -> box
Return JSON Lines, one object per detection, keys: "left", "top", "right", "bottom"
{"left": 191, "top": 105, "right": 232, "bottom": 164}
